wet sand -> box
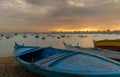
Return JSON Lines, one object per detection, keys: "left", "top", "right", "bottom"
{"left": 0, "top": 57, "right": 44, "bottom": 77}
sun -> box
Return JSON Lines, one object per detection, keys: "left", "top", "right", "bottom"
{"left": 55, "top": 28, "right": 75, "bottom": 32}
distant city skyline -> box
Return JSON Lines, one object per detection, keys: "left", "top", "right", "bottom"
{"left": 0, "top": 0, "right": 120, "bottom": 32}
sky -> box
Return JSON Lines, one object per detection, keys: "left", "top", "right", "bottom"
{"left": 0, "top": 0, "right": 120, "bottom": 32}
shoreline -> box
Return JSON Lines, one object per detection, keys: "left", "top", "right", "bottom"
{"left": 0, "top": 57, "right": 44, "bottom": 77}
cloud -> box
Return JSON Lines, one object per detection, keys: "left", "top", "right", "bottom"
{"left": 0, "top": 0, "right": 120, "bottom": 32}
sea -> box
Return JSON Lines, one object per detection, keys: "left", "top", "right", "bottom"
{"left": 0, "top": 33, "right": 120, "bottom": 57}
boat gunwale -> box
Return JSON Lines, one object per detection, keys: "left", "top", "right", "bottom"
{"left": 16, "top": 56, "right": 34, "bottom": 65}
{"left": 63, "top": 42, "right": 120, "bottom": 59}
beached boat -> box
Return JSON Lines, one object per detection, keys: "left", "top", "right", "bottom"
{"left": 63, "top": 42, "right": 120, "bottom": 61}
{"left": 14, "top": 43, "right": 120, "bottom": 77}
{"left": 94, "top": 39, "right": 120, "bottom": 51}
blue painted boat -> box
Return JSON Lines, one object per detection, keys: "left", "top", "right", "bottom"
{"left": 13, "top": 43, "right": 120, "bottom": 77}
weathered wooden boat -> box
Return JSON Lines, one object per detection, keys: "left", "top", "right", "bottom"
{"left": 63, "top": 42, "right": 120, "bottom": 61}
{"left": 14, "top": 43, "right": 120, "bottom": 77}
{"left": 94, "top": 39, "right": 120, "bottom": 51}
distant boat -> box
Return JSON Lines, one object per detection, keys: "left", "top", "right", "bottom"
{"left": 14, "top": 43, "right": 120, "bottom": 77}
{"left": 6, "top": 36, "right": 10, "bottom": 39}
{"left": 5, "top": 35, "right": 12, "bottom": 39}
{"left": 78, "top": 35, "right": 83, "bottom": 37}
{"left": 1, "top": 34, "right": 4, "bottom": 37}
{"left": 94, "top": 39, "right": 120, "bottom": 52}
{"left": 47, "top": 34, "right": 52, "bottom": 37}
{"left": 66, "top": 35, "right": 70, "bottom": 38}
{"left": 14, "top": 33, "right": 18, "bottom": 36}
{"left": 78, "top": 35, "right": 87, "bottom": 38}
{"left": 23, "top": 34, "right": 27, "bottom": 38}
{"left": 60, "top": 35, "right": 66, "bottom": 38}
{"left": 35, "top": 35, "right": 39, "bottom": 38}
{"left": 51, "top": 36, "right": 55, "bottom": 38}
{"left": 41, "top": 37, "right": 45, "bottom": 40}
{"left": 63, "top": 42, "right": 120, "bottom": 61}
{"left": 57, "top": 36, "right": 61, "bottom": 39}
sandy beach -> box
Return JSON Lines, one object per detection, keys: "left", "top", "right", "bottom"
{"left": 0, "top": 57, "right": 44, "bottom": 77}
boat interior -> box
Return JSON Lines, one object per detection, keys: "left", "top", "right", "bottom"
{"left": 18, "top": 47, "right": 69, "bottom": 62}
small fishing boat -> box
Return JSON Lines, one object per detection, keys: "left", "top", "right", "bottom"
{"left": 35, "top": 35, "right": 39, "bottom": 38}
{"left": 94, "top": 39, "right": 120, "bottom": 51}
{"left": 51, "top": 36, "right": 55, "bottom": 38}
{"left": 66, "top": 36, "right": 70, "bottom": 38}
{"left": 14, "top": 33, "right": 18, "bottom": 36}
{"left": 78, "top": 35, "right": 87, "bottom": 38}
{"left": 41, "top": 37, "right": 45, "bottom": 40}
{"left": 47, "top": 34, "right": 52, "bottom": 37}
{"left": 63, "top": 42, "right": 120, "bottom": 61}
{"left": 5, "top": 35, "right": 12, "bottom": 39}
{"left": 60, "top": 35, "right": 66, "bottom": 38}
{"left": 57, "top": 36, "right": 61, "bottom": 39}
{"left": 23, "top": 34, "right": 27, "bottom": 38}
{"left": 0, "top": 34, "right": 4, "bottom": 37}
{"left": 14, "top": 43, "right": 120, "bottom": 77}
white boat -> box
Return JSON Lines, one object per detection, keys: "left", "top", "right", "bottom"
{"left": 63, "top": 42, "right": 120, "bottom": 62}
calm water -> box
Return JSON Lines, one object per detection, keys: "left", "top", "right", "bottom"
{"left": 0, "top": 33, "right": 120, "bottom": 57}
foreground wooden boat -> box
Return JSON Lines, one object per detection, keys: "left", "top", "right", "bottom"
{"left": 94, "top": 39, "right": 120, "bottom": 51}
{"left": 63, "top": 42, "right": 120, "bottom": 61}
{"left": 14, "top": 43, "right": 120, "bottom": 77}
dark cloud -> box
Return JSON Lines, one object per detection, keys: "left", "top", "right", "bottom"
{"left": 25, "top": 0, "right": 67, "bottom": 7}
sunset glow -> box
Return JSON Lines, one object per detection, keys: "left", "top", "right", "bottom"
{"left": 0, "top": 0, "right": 120, "bottom": 32}
{"left": 55, "top": 27, "right": 99, "bottom": 32}
{"left": 80, "top": 28, "right": 98, "bottom": 32}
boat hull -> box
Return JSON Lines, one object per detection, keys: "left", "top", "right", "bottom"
{"left": 94, "top": 40, "right": 120, "bottom": 51}
{"left": 18, "top": 61, "right": 49, "bottom": 77}
{"left": 17, "top": 62, "right": 120, "bottom": 77}
{"left": 95, "top": 46, "right": 120, "bottom": 51}
{"left": 14, "top": 43, "right": 120, "bottom": 77}
{"left": 63, "top": 42, "right": 120, "bottom": 62}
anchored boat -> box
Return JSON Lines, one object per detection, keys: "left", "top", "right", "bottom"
{"left": 14, "top": 43, "right": 120, "bottom": 77}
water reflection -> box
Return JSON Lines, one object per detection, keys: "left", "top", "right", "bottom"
{"left": 0, "top": 33, "right": 120, "bottom": 57}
